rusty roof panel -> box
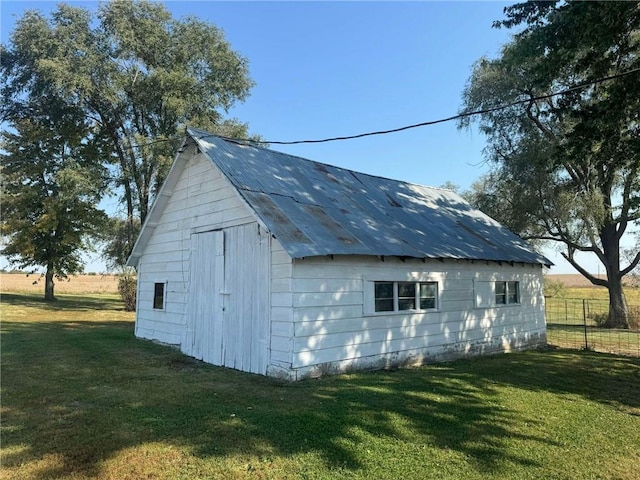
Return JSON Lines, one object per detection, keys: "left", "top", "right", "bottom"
{"left": 188, "top": 128, "right": 550, "bottom": 265}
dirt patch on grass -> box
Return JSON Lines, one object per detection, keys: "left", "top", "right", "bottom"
{"left": 0, "top": 273, "right": 120, "bottom": 295}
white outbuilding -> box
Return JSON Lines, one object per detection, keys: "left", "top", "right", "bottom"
{"left": 127, "top": 127, "right": 551, "bottom": 380}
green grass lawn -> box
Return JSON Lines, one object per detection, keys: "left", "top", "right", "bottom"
{"left": 2, "top": 293, "right": 639, "bottom": 479}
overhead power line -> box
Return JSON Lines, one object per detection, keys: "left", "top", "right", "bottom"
{"left": 247, "top": 67, "right": 640, "bottom": 145}
{"left": 135, "top": 67, "right": 640, "bottom": 149}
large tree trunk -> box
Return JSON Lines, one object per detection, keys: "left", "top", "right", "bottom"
{"left": 44, "top": 266, "right": 56, "bottom": 302}
{"left": 606, "top": 276, "right": 629, "bottom": 329}
{"left": 601, "top": 224, "right": 629, "bottom": 329}
{"left": 569, "top": 223, "right": 632, "bottom": 329}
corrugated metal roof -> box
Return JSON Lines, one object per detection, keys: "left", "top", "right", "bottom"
{"left": 188, "top": 127, "right": 551, "bottom": 265}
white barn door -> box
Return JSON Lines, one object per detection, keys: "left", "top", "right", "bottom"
{"left": 186, "top": 225, "right": 270, "bottom": 374}
{"left": 186, "top": 230, "right": 224, "bottom": 364}
{"left": 222, "top": 224, "right": 271, "bottom": 374}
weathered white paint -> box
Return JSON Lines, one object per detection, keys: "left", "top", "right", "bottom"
{"left": 185, "top": 230, "right": 224, "bottom": 364}
{"left": 134, "top": 147, "right": 279, "bottom": 375}
{"left": 279, "top": 255, "right": 546, "bottom": 380}
{"left": 267, "top": 240, "right": 294, "bottom": 372}
{"left": 221, "top": 223, "right": 271, "bottom": 374}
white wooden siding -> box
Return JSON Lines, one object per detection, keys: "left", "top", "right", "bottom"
{"left": 268, "top": 239, "right": 294, "bottom": 372}
{"left": 135, "top": 149, "right": 297, "bottom": 376}
{"left": 289, "top": 256, "right": 545, "bottom": 377}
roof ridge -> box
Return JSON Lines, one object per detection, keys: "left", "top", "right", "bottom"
{"left": 187, "top": 126, "right": 453, "bottom": 194}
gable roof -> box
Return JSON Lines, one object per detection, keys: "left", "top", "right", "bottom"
{"left": 128, "top": 127, "right": 550, "bottom": 267}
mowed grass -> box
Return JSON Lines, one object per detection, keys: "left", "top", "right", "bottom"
{"left": 1, "top": 293, "right": 640, "bottom": 480}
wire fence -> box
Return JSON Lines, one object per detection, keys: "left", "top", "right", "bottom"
{"left": 545, "top": 297, "right": 640, "bottom": 357}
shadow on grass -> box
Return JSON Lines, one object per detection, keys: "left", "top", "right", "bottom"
{"left": 2, "top": 318, "right": 639, "bottom": 478}
{"left": 0, "top": 292, "right": 127, "bottom": 312}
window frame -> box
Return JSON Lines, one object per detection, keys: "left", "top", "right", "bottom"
{"left": 495, "top": 280, "right": 519, "bottom": 305}
{"left": 419, "top": 281, "right": 438, "bottom": 310}
{"left": 370, "top": 280, "right": 439, "bottom": 314}
{"left": 153, "top": 282, "right": 166, "bottom": 310}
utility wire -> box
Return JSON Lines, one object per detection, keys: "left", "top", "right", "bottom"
{"left": 243, "top": 67, "right": 640, "bottom": 145}
{"left": 136, "top": 67, "right": 640, "bottom": 149}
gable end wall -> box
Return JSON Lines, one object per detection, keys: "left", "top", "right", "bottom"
{"left": 134, "top": 150, "right": 293, "bottom": 371}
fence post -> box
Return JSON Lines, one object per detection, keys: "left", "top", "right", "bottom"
{"left": 582, "top": 299, "right": 589, "bottom": 350}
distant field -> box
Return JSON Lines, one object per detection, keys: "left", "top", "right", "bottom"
{"left": 0, "top": 273, "right": 120, "bottom": 295}
{"left": 545, "top": 274, "right": 640, "bottom": 304}
{"left": 546, "top": 274, "right": 608, "bottom": 287}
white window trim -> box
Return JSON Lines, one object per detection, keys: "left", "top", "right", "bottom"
{"left": 364, "top": 278, "right": 439, "bottom": 316}
{"left": 474, "top": 276, "right": 522, "bottom": 309}
{"left": 153, "top": 281, "right": 167, "bottom": 310}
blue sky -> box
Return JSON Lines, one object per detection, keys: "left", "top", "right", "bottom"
{"left": 1, "top": 1, "right": 602, "bottom": 274}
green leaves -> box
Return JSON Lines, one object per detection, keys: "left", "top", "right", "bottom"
{"left": 461, "top": 2, "right": 640, "bottom": 321}
{"left": 1, "top": 120, "right": 108, "bottom": 280}
{"left": 2, "top": 0, "right": 257, "bottom": 271}
{"left": 461, "top": 2, "right": 640, "bottom": 241}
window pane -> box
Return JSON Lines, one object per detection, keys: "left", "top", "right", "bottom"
{"left": 507, "top": 281, "right": 519, "bottom": 304}
{"left": 397, "top": 282, "right": 416, "bottom": 310}
{"left": 420, "top": 297, "right": 436, "bottom": 309}
{"left": 398, "top": 298, "right": 416, "bottom": 310}
{"left": 495, "top": 281, "right": 506, "bottom": 305}
{"left": 418, "top": 282, "right": 437, "bottom": 310}
{"left": 375, "top": 282, "right": 393, "bottom": 299}
{"left": 375, "top": 299, "right": 394, "bottom": 312}
{"left": 153, "top": 282, "right": 165, "bottom": 309}
{"left": 375, "top": 282, "right": 395, "bottom": 312}
{"left": 398, "top": 282, "right": 415, "bottom": 298}
{"left": 420, "top": 283, "right": 436, "bottom": 298}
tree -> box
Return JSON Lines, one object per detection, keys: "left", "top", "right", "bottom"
{"left": 101, "top": 217, "right": 142, "bottom": 271}
{"left": 0, "top": 96, "right": 108, "bottom": 301}
{"left": 460, "top": 1, "right": 640, "bottom": 328}
{"left": 2, "top": 0, "right": 255, "bottom": 266}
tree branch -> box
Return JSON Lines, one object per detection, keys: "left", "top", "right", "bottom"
{"left": 527, "top": 234, "right": 599, "bottom": 253}
{"left": 620, "top": 249, "right": 640, "bottom": 277}
{"left": 561, "top": 250, "right": 608, "bottom": 287}
{"left": 525, "top": 99, "right": 556, "bottom": 141}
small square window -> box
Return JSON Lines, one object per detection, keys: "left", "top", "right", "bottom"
{"left": 153, "top": 282, "right": 165, "bottom": 309}
{"left": 495, "top": 281, "right": 519, "bottom": 305}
